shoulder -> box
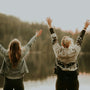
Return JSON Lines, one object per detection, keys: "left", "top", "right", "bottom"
{"left": 71, "top": 45, "right": 81, "bottom": 54}
{"left": 74, "top": 45, "right": 81, "bottom": 50}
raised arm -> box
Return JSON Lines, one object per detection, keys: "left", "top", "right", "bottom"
{"left": 22, "top": 30, "right": 42, "bottom": 57}
{"left": 46, "top": 17, "right": 58, "bottom": 45}
{"left": 0, "top": 44, "right": 7, "bottom": 56}
{"left": 76, "top": 20, "right": 90, "bottom": 46}
{"left": 46, "top": 17, "right": 61, "bottom": 58}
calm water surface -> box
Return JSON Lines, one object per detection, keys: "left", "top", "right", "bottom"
{"left": 0, "top": 74, "right": 90, "bottom": 90}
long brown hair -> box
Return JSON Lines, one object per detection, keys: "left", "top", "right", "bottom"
{"left": 8, "top": 39, "right": 21, "bottom": 68}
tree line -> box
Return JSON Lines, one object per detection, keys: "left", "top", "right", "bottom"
{"left": 0, "top": 13, "right": 90, "bottom": 87}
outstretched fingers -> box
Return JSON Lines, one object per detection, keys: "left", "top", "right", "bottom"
{"left": 46, "top": 17, "right": 52, "bottom": 28}
{"left": 36, "top": 29, "right": 42, "bottom": 37}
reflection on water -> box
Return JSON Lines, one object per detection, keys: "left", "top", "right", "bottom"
{"left": 0, "top": 74, "right": 90, "bottom": 90}
{"left": 79, "top": 74, "right": 90, "bottom": 90}
{"left": 24, "top": 76, "right": 56, "bottom": 90}
{"left": 24, "top": 75, "right": 90, "bottom": 90}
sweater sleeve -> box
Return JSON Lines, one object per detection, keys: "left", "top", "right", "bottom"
{"left": 76, "top": 30, "right": 86, "bottom": 46}
{"left": 0, "top": 44, "right": 7, "bottom": 56}
{"left": 22, "top": 35, "right": 37, "bottom": 57}
{"left": 49, "top": 28, "right": 58, "bottom": 45}
{"left": 49, "top": 28, "right": 61, "bottom": 58}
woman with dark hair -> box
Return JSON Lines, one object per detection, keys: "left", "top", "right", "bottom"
{"left": 0, "top": 29, "right": 42, "bottom": 90}
{"left": 46, "top": 17, "right": 90, "bottom": 90}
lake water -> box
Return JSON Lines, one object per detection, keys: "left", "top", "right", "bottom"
{"left": 0, "top": 74, "right": 90, "bottom": 90}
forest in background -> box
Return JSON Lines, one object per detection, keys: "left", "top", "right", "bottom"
{"left": 0, "top": 13, "right": 90, "bottom": 87}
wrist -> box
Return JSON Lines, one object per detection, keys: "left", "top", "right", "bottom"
{"left": 50, "top": 28, "right": 54, "bottom": 34}
{"left": 49, "top": 25, "right": 51, "bottom": 28}
{"left": 83, "top": 27, "right": 87, "bottom": 30}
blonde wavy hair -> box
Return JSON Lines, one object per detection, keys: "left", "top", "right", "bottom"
{"left": 8, "top": 39, "right": 21, "bottom": 68}
{"left": 61, "top": 36, "right": 74, "bottom": 48}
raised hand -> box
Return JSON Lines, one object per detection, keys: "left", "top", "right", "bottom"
{"left": 84, "top": 20, "right": 90, "bottom": 30}
{"left": 36, "top": 29, "right": 42, "bottom": 37}
{"left": 46, "top": 17, "right": 52, "bottom": 28}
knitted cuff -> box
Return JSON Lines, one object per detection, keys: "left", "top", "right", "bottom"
{"left": 50, "top": 28, "right": 54, "bottom": 34}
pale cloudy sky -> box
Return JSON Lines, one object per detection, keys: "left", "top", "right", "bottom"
{"left": 0, "top": 0, "right": 90, "bottom": 32}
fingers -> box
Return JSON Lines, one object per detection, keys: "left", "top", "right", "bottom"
{"left": 46, "top": 17, "right": 52, "bottom": 28}
{"left": 87, "top": 20, "right": 90, "bottom": 25}
{"left": 36, "top": 29, "right": 42, "bottom": 37}
{"left": 86, "top": 20, "right": 90, "bottom": 25}
{"left": 39, "top": 29, "right": 42, "bottom": 35}
{"left": 86, "top": 20, "right": 90, "bottom": 22}
{"left": 86, "top": 20, "right": 90, "bottom": 24}
{"left": 84, "top": 20, "right": 90, "bottom": 29}
{"left": 46, "top": 17, "right": 52, "bottom": 23}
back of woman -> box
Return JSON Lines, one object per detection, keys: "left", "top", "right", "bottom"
{"left": 1, "top": 55, "right": 28, "bottom": 79}
{"left": 0, "top": 30, "right": 42, "bottom": 90}
{"left": 46, "top": 17, "right": 90, "bottom": 90}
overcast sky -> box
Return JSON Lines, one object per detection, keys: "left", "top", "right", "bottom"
{"left": 0, "top": 0, "right": 90, "bottom": 32}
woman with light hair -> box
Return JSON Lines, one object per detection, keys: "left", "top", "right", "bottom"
{"left": 46, "top": 17, "right": 90, "bottom": 90}
{"left": 0, "top": 30, "right": 42, "bottom": 90}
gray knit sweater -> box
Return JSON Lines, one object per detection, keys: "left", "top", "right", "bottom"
{"left": 0, "top": 35, "right": 37, "bottom": 79}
